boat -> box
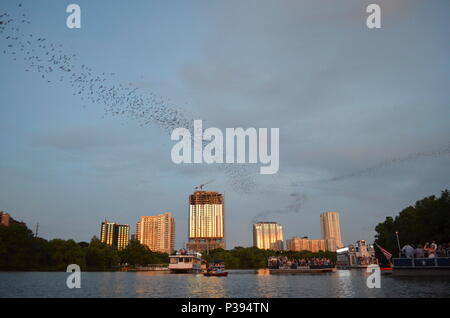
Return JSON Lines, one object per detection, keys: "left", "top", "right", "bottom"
{"left": 336, "top": 241, "right": 379, "bottom": 269}
{"left": 269, "top": 266, "right": 335, "bottom": 274}
{"left": 203, "top": 260, "right": 228, "bottom": 277}
{"left": 267, "top": 257, "right": 336, "bottom": 274}
{"left": 392, "top": 257, "right": 450, "bottom": 276}
{"left": 168, "top": 249, "right": 203, "bottom": 273}
{"left": 380, "top": 267, "right": 393, "bottom": 275}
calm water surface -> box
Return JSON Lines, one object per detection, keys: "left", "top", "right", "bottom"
{"left": 1, "top": 270, "right": 449, "bottom": 298}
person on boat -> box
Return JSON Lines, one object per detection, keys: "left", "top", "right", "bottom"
{"left": 423, "top": 242, "right": 430, "bottom": 257}
{"left": 401, "top": 244, "right": 415, "bottom": 259}
{"left": 425, "top": 242, "right": 436, "bottom": 258}
{"left": 414, "top": 244, "right": 425, "bottom": 258}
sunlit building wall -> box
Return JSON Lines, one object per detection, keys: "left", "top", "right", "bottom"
{"left": 100, "top": 220, "right": 130, "bottom": 250}
{"left": 187, "top": 191, "right": 225, "bottom": 252}
{"left": 0, "top": 211, "right": 11, "bottom": 227}
{"left": 116, "top": 224, "right": 130, "bottom": 251}
{"left": 320, "top": 211, "right": 343, "bottom": 249}
{"left": 286, "top": 236, "right": 331, "bottom": 252}
{"left": 253, "top": 222, "right": 284, "bottom": 250}
{"left": 136, "top": 213, "right": 175, "bottom": 254}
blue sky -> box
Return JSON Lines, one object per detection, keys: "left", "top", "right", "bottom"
{"left": 1, "top": 0, "right": 449, "bottom": 249}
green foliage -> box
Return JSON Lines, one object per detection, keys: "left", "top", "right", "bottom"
{"left": 46, "top": 239, "right": 86, "bottom": 270}
{"left": 0, "top": 223, "right": 171, "bottom": 271}
{"left": 85, "top": 239, "right": 119, "bottom": 270}
{"left": 375, "top": 189, "right": 450, "bottom": 261}
{"left": 0, "top": 223, "right": 42, "bottom": 270}
{"left": 202, "top": 247, "right": 336, "bottom": 269}
{"left": 118, "top": 239, "right": 169, "bottom": 265}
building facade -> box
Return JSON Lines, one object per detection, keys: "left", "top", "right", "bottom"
{"left": 187, "top": 191, "right": 225, "bottom": 252}
{"left": 320, "top": 211, "right": 343, "bottom": 249}
{"left": 136, "top": 213, "right": 175, "bottom": 254}
{"left": 253, "top": 222, "right": 284, "bottom": 250}
{"left": 286, "top": 236, "right": 336, "bottom": 252}
{"left": 0, "top": 211, "right": 11, "bottom": 226}
{"left": 100, "top": 220, "right": 130, "bottom": 250}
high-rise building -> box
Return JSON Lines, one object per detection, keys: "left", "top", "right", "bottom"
{"left": 320, "top": 211, "right": 343, "bottom": 249}
{"left": 100, "top": 220, "right": 130, "bottom": 250}
{"left": 136, "top": 213, "right": 175, "bottom": 254}
{"left": 187, "top": 191, "right": 225, "bottom": 252}
{"left": 253, "top": 222, "right": 284, "bottom": 250}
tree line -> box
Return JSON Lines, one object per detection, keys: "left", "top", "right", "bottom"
{"left": 202, "top": 247, "right": 336, "bottom": 269}
{"left": 374, "top": 189, "right": 450, "bottom": 263}
{"left": 0, "top": 223, "right": 168, "bottom": 271}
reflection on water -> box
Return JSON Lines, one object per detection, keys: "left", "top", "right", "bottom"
{"left": 0, "top": 270, "right": 449, "bottom": 298}
{"left": 256, "top": 269, "right": 270, "bottom": 276}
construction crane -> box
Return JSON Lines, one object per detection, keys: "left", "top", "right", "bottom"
{"left": 194, "top": 179, "right": 215, "bottom": 191}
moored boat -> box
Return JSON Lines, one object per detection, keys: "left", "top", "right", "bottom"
{"left": 169, "top": 249, "right": 203, "bottom": 273}
{"left": 203, "top": 260, "right": 228, "bottom": 277}
{"left": 267, "top": 256, "right": 336, "bottom": 274}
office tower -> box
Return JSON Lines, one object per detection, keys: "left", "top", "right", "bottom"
{"left": 187, "top": 191, "right": 225, "bottom": 252}
{"left": 320, "top": 211, "right": 343, "bottom": 249}
{"left": 100, "top": 220, "right": 130, "bottom": 250}
{"left": 253, "top": 222, "right": 284, "bottom": 250}
{"left": 136, "top": 213, "right": 175, "bottom": 254}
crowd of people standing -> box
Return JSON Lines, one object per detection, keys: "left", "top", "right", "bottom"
{"left": 401, "top": 241, "right": 450, "bottom": 258}
{"left": 268, "top": 256, "right": 334, "bottom": 269}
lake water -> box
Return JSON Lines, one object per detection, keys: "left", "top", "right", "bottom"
{"left": 1, "top": 270, "right": 449, "bottom": 298}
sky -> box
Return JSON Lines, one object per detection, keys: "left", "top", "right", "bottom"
{"left": 1, "top": 0, "right": 449, "bottom": 249}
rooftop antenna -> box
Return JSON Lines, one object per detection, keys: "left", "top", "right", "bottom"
{"left": 194, "top": 179, "right": 215, "bottom": 191}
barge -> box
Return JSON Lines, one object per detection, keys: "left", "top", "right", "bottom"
{"left": 392, "top": 257, "right": 450, "bottom": 276}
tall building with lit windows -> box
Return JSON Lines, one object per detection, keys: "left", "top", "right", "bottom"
{"left": 253, "top": 222, "right": 284, "bottom": 250}
{"left": 320, "top": 211, "right": 343, "bottom": 249}
{"left": 136, "top": 213, "right": 175, "bottom": 254}
{"left": 187, "top": 191, "right": 225, "bottom": 252}
{"left": 100, "top": 220, "right": 130, "bottom": 250}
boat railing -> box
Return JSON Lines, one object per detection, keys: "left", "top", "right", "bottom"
{"left": 393, "top": 257, "right": 450, "bottom": 268}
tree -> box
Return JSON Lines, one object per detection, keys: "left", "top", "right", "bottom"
{"left": 118, "top": 240, "right": 169, "bottom": 266}
{"left": 47, "top": 239, "right": 86, "bottom": 270}
{"left": 0, "top": 223, "right": 41, "bottom": 270}
{"left": 85, "top": 239, "right": 120, "bottom": 270}
{"left": 375, "top": 189, "right": 450, "bottom": 259}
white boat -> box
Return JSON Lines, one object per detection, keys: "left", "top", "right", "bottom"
{"left": 168, "top": 249, "right": 203, "bottom": 273}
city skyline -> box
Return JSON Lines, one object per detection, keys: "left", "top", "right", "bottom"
{"left": 92, "top": 194, "right": 346, "bottom": 252}
{"left": 1, "top": 0, "right": 449, "bottom": 249}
